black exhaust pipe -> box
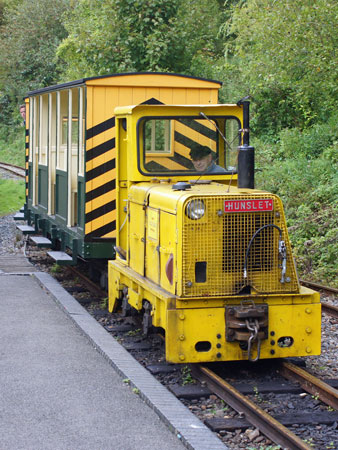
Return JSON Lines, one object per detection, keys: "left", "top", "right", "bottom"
{"left": 237, "top": 100, "right": 255, "bottom": 189}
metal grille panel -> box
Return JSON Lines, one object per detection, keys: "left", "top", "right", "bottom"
{"left": 182, "top": 195, "right": 298, "bottom": 297}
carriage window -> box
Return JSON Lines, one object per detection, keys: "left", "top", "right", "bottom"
{"left": 34, "top": 96, "right": 40, "bottom": 159}
{"left": 144, "top": 119, "right": 171, "bottom": 154}
{"left": 61, "top": 117, "right": 68, "bottom": 146}
{"left": 39, "top": 95, "right": 48, "bottom": 165}
{"left": 56, "top": 90, "right": 68, "bottom": 171}
{"left": 62, "top": 117, "right": 79, "bottom": 146}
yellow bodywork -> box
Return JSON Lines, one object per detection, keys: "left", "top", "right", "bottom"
{"left": 109, "top": 257, "right": 320, "bottom": 363}
{"left": 108, "top": 103, "right": 321, "bottom": 363}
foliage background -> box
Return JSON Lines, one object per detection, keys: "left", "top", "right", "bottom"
{"left": 0, "top": 0, "right": 337, "bottom": 285}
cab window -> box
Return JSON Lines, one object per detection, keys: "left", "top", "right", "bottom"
{"left": 138, "top": 116, "right": 241, "bottom": 175}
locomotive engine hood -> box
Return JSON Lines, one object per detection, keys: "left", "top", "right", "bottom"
{"left": 128, "top": 182, "right": 299, "bottom": 298}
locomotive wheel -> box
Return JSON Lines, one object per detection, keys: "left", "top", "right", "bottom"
{"left": 142, "top": 301, "right": 152, "bottom": 336}
{"left": 121, "top": 288, "right": 131, "bottom": 317}
{"left": 121, "top": 288, "right": 139, "bottom": 317}
{"left": 100, "top": 271, "right": 108, "bottom": 291}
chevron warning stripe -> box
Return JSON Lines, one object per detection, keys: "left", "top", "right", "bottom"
{"left": 25, "top": 128, "right": 29, "bottom": 199}
{"left": 85, "top": 117, "right": 117, "bottom": 240}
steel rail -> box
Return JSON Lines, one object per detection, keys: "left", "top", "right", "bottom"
{"left": 0, "top": 162, "right": 25, "bottom": 178}
{"left": 278, "top": 361, "right": 338, "bottom": 410}
{"left": 0, "top": 161, "right": 25, "bottom": 170}
{"left": 301, "top": 279, "right": 338, "bottom": 295}
{"left": 321, "top": 302, "right": 338, "bottom": 319}
{"left": 191, "top": 364, "right": 312, "bottom": 450}
{"left": 67, "top": 266, "right": 107, "bottom": 298}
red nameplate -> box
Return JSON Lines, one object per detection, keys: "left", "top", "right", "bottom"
{"left": 224, "top": 199, "right": 274, "bottom": 212}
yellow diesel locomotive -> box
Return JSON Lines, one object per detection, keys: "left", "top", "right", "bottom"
{"left": 21, "top": 72, "right": 321, "bottom": 364}
{"left": 107, "top": 101, "right": 321, "bottom": 364}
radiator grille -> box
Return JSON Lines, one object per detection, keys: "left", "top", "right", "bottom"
{"left": 182, "top": 195, "right": 298, "bottom": 297}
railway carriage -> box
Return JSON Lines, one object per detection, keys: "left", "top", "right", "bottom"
{"left": 21, "top": 72, "right": 321, "bottom": 363}
{"left": 23, "top": 73, "right": 220, "bottom": 264}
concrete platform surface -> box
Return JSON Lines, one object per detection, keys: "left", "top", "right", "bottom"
{"left": 0, "top": 255, "right": 37, "bottom": 273}
{"left": 0, "top": 270, "right": 228, "bottom": 450}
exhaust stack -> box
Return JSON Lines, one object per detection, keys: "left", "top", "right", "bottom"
{"left": 237, "top": 100, "right": 255, "bottom": 189}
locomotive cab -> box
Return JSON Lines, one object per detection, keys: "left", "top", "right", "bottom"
{"left": 108, "top": 103, "right": 321, "bottom": 363}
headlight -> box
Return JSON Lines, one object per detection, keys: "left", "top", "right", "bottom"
{"left": 185, "top": 199, "right": 205, "bottom": 220}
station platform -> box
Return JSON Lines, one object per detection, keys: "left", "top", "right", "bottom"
{"left": 0, "top": 255, "right": 227, "bottom": 450}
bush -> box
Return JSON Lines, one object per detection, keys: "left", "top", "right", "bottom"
{"left": 279, "top": 113, "right": 338, "bottom": 160}
{"left": 256, "top": 145, "right": 338, "bottom": 287}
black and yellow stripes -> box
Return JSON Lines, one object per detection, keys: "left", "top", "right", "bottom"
{"left": 85, "top": 117, "right": 117, "bottom": 240}
{"left": 86, "top": 116, "right": 115, "bottom": 140}
{"left": 25, "top": 128, "right": 29, "bottom": 199}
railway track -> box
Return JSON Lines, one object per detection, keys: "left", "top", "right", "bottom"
{"left": 68, "top": 265, "right": 338, "bottom": 319}
{"left": 67, "top": 265, "right": 107, "bottom": 299}
{"left": 321, "top": 302, "right": 338, "bottom": 319}
{"left": 0, "top": 161, "right": 25, "bottom": 178}
{"left": 300, "top": 279, "right": 338, "bottom": 319}
{"left": 56, "top": 262, "right": 338, "bottom": 449}
{"left": 190, "top": 362, "right": 338, "bottom": 450}
{"left": 301, "top": 279, "right": 338, "bottom": 295}
{"left": 22, "top": 236, "right": 338, "bottom": 449}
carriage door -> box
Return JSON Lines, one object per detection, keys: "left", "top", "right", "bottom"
{"left": 48, "top": 93, "right": 57, "bottom": 215}
{"left": 28, "top": 97, "right": 34, "bottom": 204}
{"left": 37, "top": 95, "right": 48, "bottom": 209}
{"left": 77, "top": 88, "right": 85, "bottom": 230}
{"left": 29, "top": 96, "right": 39, "bottom": 206}
{"left": 67, "top": 88, "right": 80, "bottom": 228}
{"left": 55, "top": 90, "right": 68, "bottom": 222}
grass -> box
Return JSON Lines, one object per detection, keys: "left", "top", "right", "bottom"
{"left": 0, "top": 178, "right": 25, "bottom": 216}
{"left": 0, "top": 126, "right": 25, "bottom": 167}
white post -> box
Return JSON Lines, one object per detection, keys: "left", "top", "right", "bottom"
{"left": 67, "top": 89, "right": 72, "bottom": 227}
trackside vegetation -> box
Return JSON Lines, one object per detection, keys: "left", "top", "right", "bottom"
{"left": 0, "top": 178, "right": 25, "bottom": 216}
{"left": 0, "top": 0, "right": 337, "bottom": 286}
{"left": 255, "top": 119, "right": 338, "bottom": 285}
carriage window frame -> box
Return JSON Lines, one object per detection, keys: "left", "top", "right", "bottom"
{"left": 61, "top": 116, "right": 80, "bottom": 146}
{"left": 38, "top": 94, "right": 48, "bottom": 165}
{"left": 29, "top": 97, "right": 34, "bottom": 162}
{"left": 33, "top": 96, "right": 40, "bottom": 161}
{"left": 56, "top": 90, "right": 69, "bottom": 171}
{"left": 78, "top": 87, "right": 85, "bottom": 176}
{"left": 144, "top": 119, "right": 173, "bottom": 156}
{"left": 137, "top": 115, "right": 241, "bottom": 177}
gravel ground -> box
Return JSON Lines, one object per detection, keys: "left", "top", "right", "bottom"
{"left": 1, "top": 211, "right": 337, "bottom": 450}
{"left": 0, "top": 213, "right": 26, "bottom": 255}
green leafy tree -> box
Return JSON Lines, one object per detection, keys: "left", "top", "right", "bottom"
{"left": 224, "top": 0, "right": 338, "bottom": 134}
{"left": 0, "top": 0, "right": 70, "bottom": 127}
{"left": 57, "top": 0, "right": 185, "bottom": 78}
{"left": 57, "top": 0, "right": 225, "bottom": 81}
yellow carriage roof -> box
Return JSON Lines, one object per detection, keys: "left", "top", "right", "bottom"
{"left": 26, "top": 72, "right": 222, "bottom": 97}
